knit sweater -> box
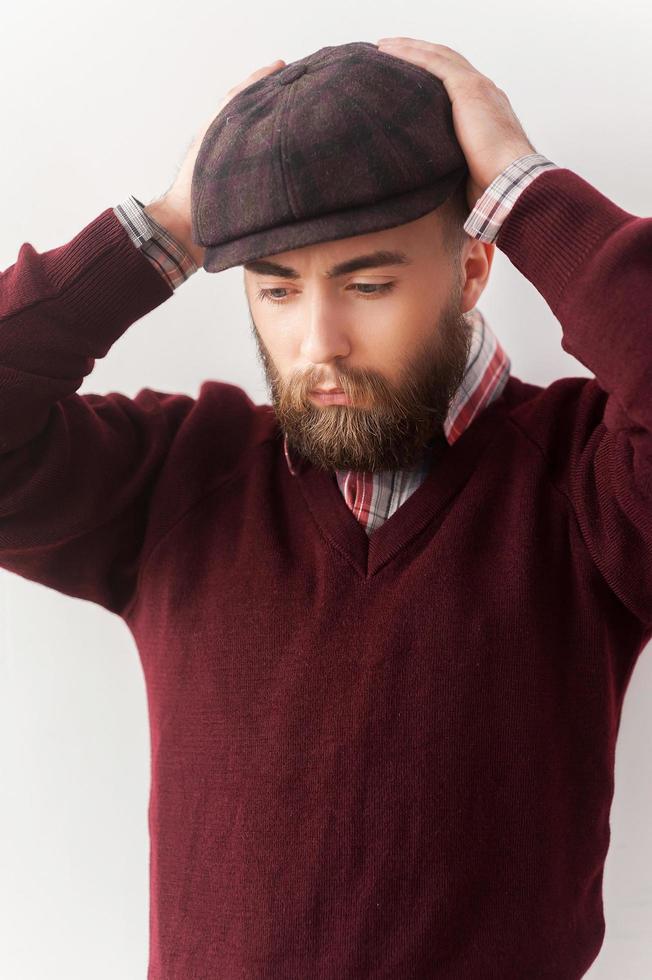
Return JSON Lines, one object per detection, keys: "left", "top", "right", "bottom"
{"left": 1, "top": 166, "right": 651, "bottom": 979}
{"left": 113, "top": 153, "right": 557, "bottom": 534}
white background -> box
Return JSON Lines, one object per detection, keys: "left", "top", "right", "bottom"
{"left": 0, "top": 0, "right": 650, "bottom": 976}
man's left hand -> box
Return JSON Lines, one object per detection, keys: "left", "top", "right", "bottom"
{"left": 375, "top": 37, "right": 538, "bottom": 211}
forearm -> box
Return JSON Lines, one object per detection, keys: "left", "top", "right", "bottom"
{"left": 496, "top": 166, "right": 649, "bottom": 430}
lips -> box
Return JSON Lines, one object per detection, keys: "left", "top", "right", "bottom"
{"left": 310, "top": 390, "right": 353, "bottom": 405}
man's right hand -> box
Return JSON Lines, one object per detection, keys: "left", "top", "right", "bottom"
{"left": 146, "top": 58, "right": 286, "bottom": 268}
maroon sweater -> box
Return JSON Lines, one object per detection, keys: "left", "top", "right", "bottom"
{"left": 1, "top": 169, "right": 651, "bottom": 979}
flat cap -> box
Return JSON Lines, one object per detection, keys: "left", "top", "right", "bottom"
{"left": 191, "top": 40, "right": 468, "bottom": 273}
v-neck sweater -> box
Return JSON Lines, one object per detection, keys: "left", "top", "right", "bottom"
{"left": 1, "top": 165, "right": 651, "bottom": 979}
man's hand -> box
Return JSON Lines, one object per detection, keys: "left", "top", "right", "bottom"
{"left": 375, "top": 37, "right": 537, "bottom": 211}
{"left": 147, "top": 58, "right": 286, "bottom": 266}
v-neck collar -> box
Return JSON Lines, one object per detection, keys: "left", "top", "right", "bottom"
{"left": 289, "top": 393, "right": 510, "bottom": 579}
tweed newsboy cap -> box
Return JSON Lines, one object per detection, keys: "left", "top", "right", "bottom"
{"left": 190, "top": 40, "right": 469, "bottom": 273}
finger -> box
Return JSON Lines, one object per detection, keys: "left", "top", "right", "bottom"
{"left": 199, "top": 61, "right": 285, "bottom": 133}
{"left": 376, "top": 45, "right": 481, "bottom": 89}
{"left": 229, "top": 60, "right": 286, "bottom": 98}
{"left": 377, "top": 37, "right": 456, "bottom": 55}
{"left": 376, "top": 39, "right": 475, "bottom": 71}
{"left": 247, "top": 59, "right": 286, "bottom": 79}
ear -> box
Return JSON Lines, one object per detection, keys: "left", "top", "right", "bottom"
{"left": 460, "top": 240, "right": 495, "bottom": 314}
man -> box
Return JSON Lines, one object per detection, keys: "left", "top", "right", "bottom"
{"left": 1, "top": 37, "right": 649, "bottom": 980}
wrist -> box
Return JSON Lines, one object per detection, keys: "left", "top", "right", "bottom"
{"left": 484, "top": 143, "right": 539, "bottom": 190}
{"left": 144, "top": 197, "right": 205, "bottom": 267}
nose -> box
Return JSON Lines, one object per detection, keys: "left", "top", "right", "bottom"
{"left": 299, "top": 296, "right": 352, "bottom": 367}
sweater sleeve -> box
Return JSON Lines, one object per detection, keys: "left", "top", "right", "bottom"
{"left": 495, "top": 166, "right": 652, "bottom": 627}
{"left": 0, "top": 207, "right": 197, "bottom": 617}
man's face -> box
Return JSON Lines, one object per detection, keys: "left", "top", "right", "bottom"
{"left": 242, "top": 207, "right": 483, "bottom": 473}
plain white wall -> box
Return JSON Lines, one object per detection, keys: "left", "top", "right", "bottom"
{"left": 1, "top": 1, "right": 650, "bottom": 976}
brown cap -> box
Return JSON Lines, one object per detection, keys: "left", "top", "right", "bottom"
{"left": 191, "top": 40, "right": 468, "bottom": 273}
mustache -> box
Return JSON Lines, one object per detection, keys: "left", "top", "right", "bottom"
{"left": 284, "top": 368, "right": 400, "bottom": 411}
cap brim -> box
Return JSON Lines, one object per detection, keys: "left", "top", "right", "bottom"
{"left": 202, "top": 168, "right": 467, "bottom": 273}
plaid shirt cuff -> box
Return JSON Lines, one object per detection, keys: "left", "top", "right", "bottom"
{"left": 463, "top": 153, "right": 560, "bottom": 243}
{"left": 113, "top": 195, "right": 198, "bottom": 290}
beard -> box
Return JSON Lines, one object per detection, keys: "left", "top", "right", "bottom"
{"left": 248, "top": 280, "right": 473, "bottom": 473}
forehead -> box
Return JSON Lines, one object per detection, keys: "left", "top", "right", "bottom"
{"left": 243, "top": 208, "right": 442, "bottom": 279}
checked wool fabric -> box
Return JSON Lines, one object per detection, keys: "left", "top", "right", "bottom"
{"left": 191, "top": 41, "right": 471, "bottom": 273}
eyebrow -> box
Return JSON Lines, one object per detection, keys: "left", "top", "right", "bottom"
{"left": 243, "top": 249, "right": 411, "bottom": 280}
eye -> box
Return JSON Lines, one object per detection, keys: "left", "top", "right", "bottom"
{"left": 256, "top": 282, "right": 396, "bottom": 305}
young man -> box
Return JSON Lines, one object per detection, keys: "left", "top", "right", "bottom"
{"left": 1, "top": 38, "right": 649, "bottom": 980}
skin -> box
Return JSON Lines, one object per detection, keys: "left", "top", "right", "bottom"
{"left": 242, "top": 209, "right": 495, "bottom": 472}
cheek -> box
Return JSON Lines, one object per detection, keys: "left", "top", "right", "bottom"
{"left": 253, "top": 323, "right": 295, "bottom": 379}
{"left": 402, "top": 281, "right": 437, "bottom": 318}
{"left": 258, "top": 323, "right": 295, "bottom": 362}
{"left": 377, "top": 303, "right": 433, "bottom": 361}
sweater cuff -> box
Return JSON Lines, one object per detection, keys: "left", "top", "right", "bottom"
{"left": 42, "top": 206, "right": 175, "bottom": 356}
{"left": 463, "top": 153, "right": 560, "bottom": 243}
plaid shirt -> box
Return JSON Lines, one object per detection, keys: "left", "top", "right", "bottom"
{"left": 114, "top": 152, "right": 558, "bottom": 535}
